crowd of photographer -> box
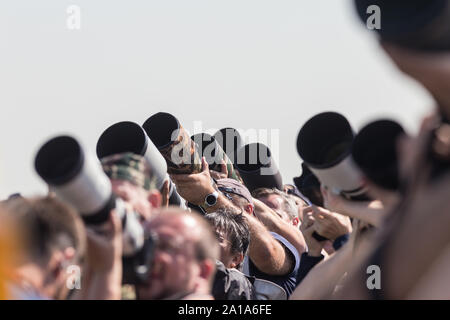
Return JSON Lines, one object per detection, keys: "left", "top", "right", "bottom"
{"left": 2, "top": 0, "right": 450, "bottom": 300}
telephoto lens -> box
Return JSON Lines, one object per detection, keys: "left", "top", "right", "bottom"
{"left": 235, "top": 143, "right": 283, "bottom": 193}
{"left": 96, "top": 121, "right": 185, "bottom": 207}
{"left": 293, "top": 163, "right": 324, "bottom": 207}
{"left": 354, "top": 0, "right": 450, "bottom": 51}
{"left": 297, "top": 112, "right": 367, "bottom": 201}
{"left": 35, "top": 135, "right": 157, "bottom": 284}
{"left": 352, "top": 119, "right": 405, "bottom": 191}
{"left": 213, "top": 127, "right": 243, "bottom": 165}
{"left": 142, "top": 112, "right": 202, "bottom": 174}
{"left": 191, "top": 133, "right": 241, "bottom": 181}
{"left": 34, "top": 135, "right": 145, "bottom": 256}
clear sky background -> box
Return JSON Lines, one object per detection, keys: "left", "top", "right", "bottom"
{"left": 0, "top": 0, "right": 433, "bottom": 199}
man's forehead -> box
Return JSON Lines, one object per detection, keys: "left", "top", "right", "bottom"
{"left": 111, "top": 179, "right": 136, "bottom": 189}
{"left": 111, "top": 179, "right": 148, "bottom": 195}
{"left": 152, "top": 224, "right": 184, "bottom": 243}
{"left": 149, "top": 220, "right": 199, "bottom": 252}
{"left": 148, "top": 213, "right": 199, "bottom": 235}
{"left": 260, "top": 193, "right": 283, "bottom": 204}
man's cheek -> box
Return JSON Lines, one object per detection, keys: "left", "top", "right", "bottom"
{"left": 137, "top": 200, "right": 152, "bottom": 221}
{"left": 137, "top": 281, "right": 162, "bottom": 300}
{"left": 173, "top": 256, "right": 194, "bottom": 287}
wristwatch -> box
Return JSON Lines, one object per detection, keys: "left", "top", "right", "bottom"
{"left": 203, "top": 191, "right": 219, "bottom": 208}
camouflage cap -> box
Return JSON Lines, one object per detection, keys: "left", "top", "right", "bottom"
{"left": 101, "top": 152, "right": 157, "bottom": 191}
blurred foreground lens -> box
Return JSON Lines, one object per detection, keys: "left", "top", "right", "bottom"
{"left": 352, "top": 119, "right": 405, "bottom": 191}
{"left": 297, "top": 112, "right": 367, "bottom": 200}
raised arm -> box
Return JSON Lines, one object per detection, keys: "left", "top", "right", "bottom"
{"left": 244, "top": 212, "right": 294, "bottom": 276}
{"left": 170, "top": 157, "right": 238, "bottom": 213}
{"left": 252, "top": 198, "right": 306, "bottom": 255}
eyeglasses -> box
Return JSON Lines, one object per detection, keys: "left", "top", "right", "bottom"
{"left": 218, "top": 187, "right": 250, "bottom": 204}
{"left": 218, "top": 187, "right": 234, "bottom": 201}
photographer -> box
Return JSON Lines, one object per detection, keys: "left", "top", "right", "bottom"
{"left": 66, "top": 152, "right": 164, "bottom": 300}
{"left": 205, "top": 209, "right": 250, "bottom": 271}
{"left": 244, "top": 201, "right": 302, "bottom": 298}
{"left": 283, "top": 184, "right": 309, "bottom": 223}
{"left": 337, "top": 42, "right": 450, "bottom": 299}
{"left": 91, "top": 152, "right": 163, "bottom": 299}
{"left": 2, "top": 196, "right": 86, "bottom": 300}
{"left": 218, "top": 183, "right": 305, "bottom": 297}
{"left": 205, "top": 208, "right": 257, "bottom": 300}
{"left": 170, "top": 157, "right": 239, "bottom": 214}
{"left": 101, "top": 153, "right": 163, "bottom": 222}
{"left": 172, "top": 163, "right": 303, "bottom": 297}
{"left": 251, "top": 188, "right": 307, "bottom": 258}
{"left": 253, "top": 188, "right": 300, "bottom": 228}
{"left": 135, "top": 209, "right": 220, "bottom": 300}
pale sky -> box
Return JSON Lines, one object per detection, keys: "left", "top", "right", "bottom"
{"left": 0, "top": 0, "right": 433, "bottom": 199}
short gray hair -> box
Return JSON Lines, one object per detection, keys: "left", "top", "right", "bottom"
{"left": 252, "top": 188, "right": 298, "bottom": 220}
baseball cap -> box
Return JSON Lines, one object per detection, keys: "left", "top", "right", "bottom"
{"left": 216, "top": 178, "right": 253, "bottom": 205}
{"left": 101, "top": 152, "right": 157, "bottom": 191}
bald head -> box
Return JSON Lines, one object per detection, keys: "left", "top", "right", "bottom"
{"left": 148, "top": 208, "right": 220, "bottom": 261}
{"left": 138, "top": 208, "right": 220, "bottom": 299}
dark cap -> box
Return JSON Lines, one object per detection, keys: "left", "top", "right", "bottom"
{"left": 284, "top": 184, "right": 311, "bottom": 206}
{"left": 216, "top": 178, "right": 253, "bottom": 205}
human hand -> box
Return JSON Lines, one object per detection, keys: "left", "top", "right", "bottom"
{"left": 170, "top": 157, "right": 216, "bottom": 206}
{"left": 321, "top": 186, "right": 346, "bottom": 213}
{"left": 161, "top": 180, "right": 170, "bottom": 208}
{"left": 347, "top": 218, "right": 371, "bottom": 252}
{"left": 321, "top": 186, "right": 388, "bottom": 227}
{"left": 310, "top": 206, "right": 352, "bottom": 241}
{"left": 209, "top": 160, "right": 228, "bottom": 180}
{"left": 300, "top": 207, "right": 324, "bottom": 257}
{"left": 85, "top": 210, "right": 122, "bottom": 273}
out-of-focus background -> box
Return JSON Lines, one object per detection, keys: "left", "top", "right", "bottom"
{"left": 0, "top": 0, "right": 433, "bottom": 199}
